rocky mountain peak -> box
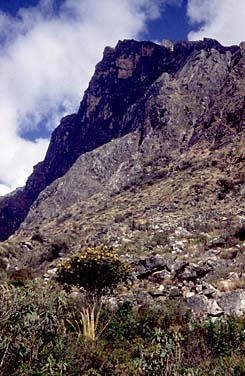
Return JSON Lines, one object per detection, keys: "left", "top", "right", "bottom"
{"left": 0, "top": 38, "right": 243, "bottom": 242}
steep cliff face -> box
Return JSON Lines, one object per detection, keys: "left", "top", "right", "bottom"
{"left": 0, "top": 38, "right": 243, "bottom": 241}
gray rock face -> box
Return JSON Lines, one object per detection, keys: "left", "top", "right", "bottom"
{"left": 134, "top": 254, "right": 172, "bottom": 279}
{"left": 174, "top": 262, "right": 212, "bottom": 282}
{"left": 219, "top": 290, "right": 245, "bottom": 316}
{"left": 23, "top": 133, "right": 141, "bottom": 224}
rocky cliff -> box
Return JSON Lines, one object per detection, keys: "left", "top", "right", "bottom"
{"left": 0, "top": 38, "right": 243, "bottom": 241}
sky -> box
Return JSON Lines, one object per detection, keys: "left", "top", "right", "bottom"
{"left": 0, "top": 0, "right": 244, "bottom": 195}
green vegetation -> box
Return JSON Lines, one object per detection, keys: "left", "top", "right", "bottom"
{"left": 0, "top": 276, "right": 244, "bottom": 375}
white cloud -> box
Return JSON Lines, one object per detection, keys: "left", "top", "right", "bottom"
{"left": 0, "top": 0, "right": 167, "bottom": 195}
{"left": 187, "top": 0, "right": 245, "bottom": 45}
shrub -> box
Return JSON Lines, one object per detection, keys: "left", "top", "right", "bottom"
{"left": 56, "top": 246, "right": 132, "bottom": 299}
{"left": 107, "top": 301, "right": 137, "bottom": 341}
{"left": 134, "top": 328, "right": 184, "bottom": 376}
{"left": 150, "top": 231, "right": 168, "bottom": 246}
{"left": 0, "top": 280, "right": 73, "bottom": 375}
{"left": 206, "top": 317, "right": 243, "bottom": 358}
{"left": 56, "top": 246, "right": 132, "bottom": 340}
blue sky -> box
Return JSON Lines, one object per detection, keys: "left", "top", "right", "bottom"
{"left": 142, "top": 1, "right": 192, "bottom": 42}
{"left": 0, "top": 0, "right": 192, "bottom": 42}
{"left": 0, "top": 0, "right": 244, "bottom": 195}
{"left": 0, "top": 0, "right": 38, "bottom": 14}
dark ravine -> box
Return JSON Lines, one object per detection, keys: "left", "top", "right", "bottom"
{"left": 0, "top": 38, "right": 243, "bottom": 242}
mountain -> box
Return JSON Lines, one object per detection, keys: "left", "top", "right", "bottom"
{"left": 0, "top": 38, "right": 243, "bottom": 242}
{"left": 0, "top": 38, "right": 244, "bottom": 317}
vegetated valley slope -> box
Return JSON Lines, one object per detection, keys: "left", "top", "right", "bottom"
{"left": 0, "top": 38, "right": 245, "bottom": 317}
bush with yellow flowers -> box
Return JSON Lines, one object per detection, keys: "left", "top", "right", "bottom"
{"left": 56, "top": 246, "right": 132, "bottom": 341}
{"left": 56, "top": 246, "right": 132, "bottom": 298}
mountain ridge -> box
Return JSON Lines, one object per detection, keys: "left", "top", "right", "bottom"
{"left": 0, "top": 38, "right": 242, "bottom": 241}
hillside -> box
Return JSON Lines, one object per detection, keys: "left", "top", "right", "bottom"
{"left": 0, "top": 38, "right": 244, "bottom": 318}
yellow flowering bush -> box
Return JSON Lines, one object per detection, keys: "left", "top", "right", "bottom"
{"left": 56, "top": 246, "right": 132, "bottom": 298}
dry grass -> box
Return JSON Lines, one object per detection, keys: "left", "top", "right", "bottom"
{"left": 215, "top": 276, "right": 245, "bottom": 292}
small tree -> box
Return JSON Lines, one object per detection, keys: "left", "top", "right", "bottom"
{"left": 56, "top": 246, "right": 132, "bottom": 341}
